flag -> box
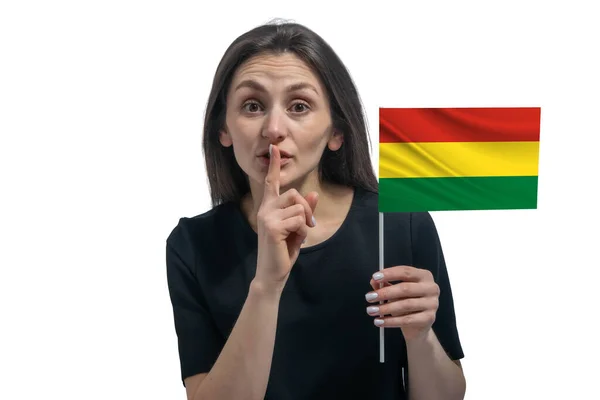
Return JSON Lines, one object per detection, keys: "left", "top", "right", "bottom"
{"left": 378, "top": 107, "right": 541, "bottom": 212}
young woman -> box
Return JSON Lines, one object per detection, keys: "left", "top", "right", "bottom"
{"left": 166, "top": 20, "right": 466, "bottom": 400}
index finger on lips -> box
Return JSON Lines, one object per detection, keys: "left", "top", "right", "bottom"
{"left": 264, "top": 144, "right": 280, "bottom": 199}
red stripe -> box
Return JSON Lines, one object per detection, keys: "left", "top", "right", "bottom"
{"left": 379, "top": 107, "right": 541, "bottom": 143}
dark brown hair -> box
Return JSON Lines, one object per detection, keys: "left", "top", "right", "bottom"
{"left": 202, "top": 20, "right": 378, "bottom": 207}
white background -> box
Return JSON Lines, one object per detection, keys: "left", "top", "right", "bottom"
{"left": 1, "top": 1, "right": 599, "bottom": 399}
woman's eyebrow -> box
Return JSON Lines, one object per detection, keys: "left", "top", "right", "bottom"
{"left": 286, "top": 82, "right": 319, "bottom": 95}
{"left": 234, "top": 79, "right": 319, "bottom": 95}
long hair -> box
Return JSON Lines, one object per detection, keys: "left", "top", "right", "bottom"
{"left": 203, "top": 20, "right": 378, "bottom": 207}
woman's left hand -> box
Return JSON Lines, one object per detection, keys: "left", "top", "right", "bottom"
{"left": 365, "top": 265, "right": 440, "bottom": 341}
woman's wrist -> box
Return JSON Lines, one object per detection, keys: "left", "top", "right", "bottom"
{"left": 250, "top": 278, "right": 286, "bottom": 300}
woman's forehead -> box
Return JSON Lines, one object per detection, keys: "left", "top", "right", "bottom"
{"left": 230, "top": 53, "right": 324, "bottom": 94}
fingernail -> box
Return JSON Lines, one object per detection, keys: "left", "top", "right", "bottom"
{"left": 269, "top": 144, "right": 273, "bottom": 156}
{"left": 374, "top": 319, "right": 385, "bottom": 326}
{"left": 367, "top": 306, "right": 379, "bottom": 314}
{"left": 302, "top": 238, "right": 306, "bottom": 244}
{"left": 373, "top": 272, "right": 384, "bottom": 281}
{"left": 365, "top": 292, "right": 378, "bottom": 301}
{"left": 311, "top": 216, "right": 316, "bottom": 227}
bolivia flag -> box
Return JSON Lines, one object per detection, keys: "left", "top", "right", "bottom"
{"left": 378, "top": 107, "right": 541, "bottom": 212}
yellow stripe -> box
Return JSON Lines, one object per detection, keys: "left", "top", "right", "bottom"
{"left": 379, "top": 141, "right": 539, "bottom": 178}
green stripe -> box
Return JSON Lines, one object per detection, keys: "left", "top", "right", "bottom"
{"left": 378, "top": 176, "right": 538, "bottom": 212}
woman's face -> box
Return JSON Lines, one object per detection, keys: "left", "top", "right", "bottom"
{"left": 220, "top": 52, "right": 343, "bottom": 191}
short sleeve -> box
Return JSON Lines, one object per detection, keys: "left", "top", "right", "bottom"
{"left": 166, "top": 220, "right": 224, "bottom": 385}
{"left": 410, "top": 212, "right": 464, "bottom": 360}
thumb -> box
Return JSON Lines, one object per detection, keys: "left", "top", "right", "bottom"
{"left": 305, "top": 192, "right": 319, "bottom": 226}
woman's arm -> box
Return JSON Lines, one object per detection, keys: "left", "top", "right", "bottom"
{"left": 178, "top": 145, "right": 317, "bottom": 400}
{"left": 406, "top": 329, "right": 466, "bottom": 400}
{"left": 406, "top": 211, "right": 466, "bottom": 399}
{"left": 188, "top": 279, "right": 282, "bottom": 400}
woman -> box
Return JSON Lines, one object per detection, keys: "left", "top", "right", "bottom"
{"left": 166, "top": 20, "right": 466, "bottom": 400}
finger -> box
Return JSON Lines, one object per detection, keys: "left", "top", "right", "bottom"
{"left": 365, "top": 282, "right": 438, "bottom": 303}
{"left": 263, "top": 144, "right": 280, "bottom": 199}
{"left": 280, "top": 214, "right": 309, "bottom": 237}
{"left": 277, "top": 189, "right": 316, "bottom": 227}
{"left": 373, "top": 310, "right": 436, "bottom": 328}
{"left": 305, "top": 191, "right": 319, "bottom": 225}
{"left": 279, "top": 203, "right": 306, "bottom": 221}
{"left": 289, "top": 220, "right": 309, "bottom": 249}
{"left": 366, "top": 297, "right": 437, "bottom": 317}
{"left": 371, "top": 265, "right": 433, "bottom": 284}
{"left": 370, "top": 279, "right": 392, "bottom": 292}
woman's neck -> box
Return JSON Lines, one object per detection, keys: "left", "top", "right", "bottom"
{"left": 240, "top": 175, "right": 354, "bottom": 240}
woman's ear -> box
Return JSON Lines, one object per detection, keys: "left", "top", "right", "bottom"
{"left": 219, "top": 129, "right": 233, "bottom": 147}
{"left": 327, "top": 129, "right": 343, "bottom": 151}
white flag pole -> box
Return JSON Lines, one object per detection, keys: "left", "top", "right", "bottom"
{"left": 379, "top": 211, "right": 385, "bottom": 363}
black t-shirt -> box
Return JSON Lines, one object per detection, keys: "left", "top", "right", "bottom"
{"left": 166, "top": 186, "right": 464, "bottom": 399}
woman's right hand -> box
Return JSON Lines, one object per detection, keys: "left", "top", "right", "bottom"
{"left": 254, "top": 144, "right": 318, "bottom": 292}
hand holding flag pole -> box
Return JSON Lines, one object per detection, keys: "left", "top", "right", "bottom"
{"left": 375, "top": 107, "right": 541, "bottom": 363}
{"left": 378, "top": 212, "right": 384, "bottom": 362}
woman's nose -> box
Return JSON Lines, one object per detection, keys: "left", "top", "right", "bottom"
{"left": 262, "top": 108, "right": 288, "bottom": 142}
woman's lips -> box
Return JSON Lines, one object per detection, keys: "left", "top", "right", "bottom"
{"left": 258, "top": 155, "right": 292, "bottom": 166}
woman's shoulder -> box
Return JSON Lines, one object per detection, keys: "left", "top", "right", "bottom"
{"left": 352, "top": 185, "right": 419, "bottom": 213}
{"left": 166, "top": 201, "right": 241, "bottom": 251}
{"left": 352, "top": 186, "right": 436, "bottom": 232}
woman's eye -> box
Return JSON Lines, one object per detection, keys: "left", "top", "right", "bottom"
{"left": 242, "top": 102, "right": 262, "bottom": 113}
{"left": 291, "top": 103, "right": 309, "bottom": 113}
{"left": 242, "top": 101, "right": 308, "bottom": 114}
